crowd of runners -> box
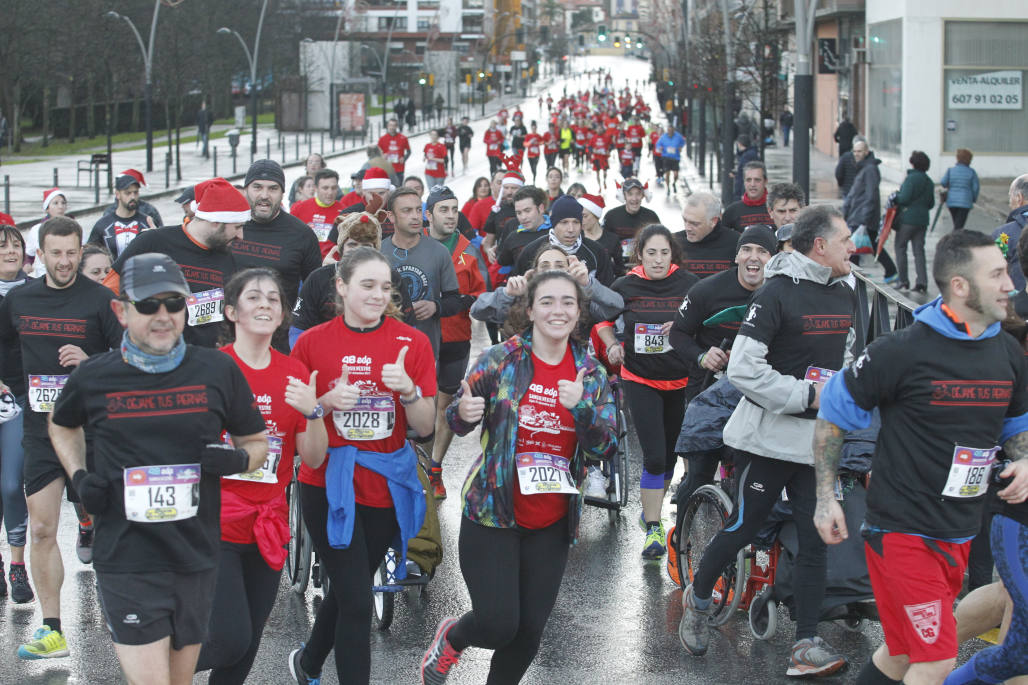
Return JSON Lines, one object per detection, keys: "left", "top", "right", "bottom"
{"left": 0, "top": 67, "right": 1025, "bottom": 685}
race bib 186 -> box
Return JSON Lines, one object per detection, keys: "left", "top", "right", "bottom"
{"left": 333, "top": 394, "right": 395, "bottom": 441}
{"left": 28, "top": 375, "right": 68, "bottom": 413}
{"left": 516, "top": 452, "right": 579, "bottom": 496}
{"left": 943, "top": 445, "right": 999, "bottom": 499}
{"left": 187, "top": 288, "right": 225, "bottom": 327}
{"left": 123, "top": 463, "right": 201, "bottom": 523}
{"left": 634, "top": 323, "right": 670, "bottom": 354}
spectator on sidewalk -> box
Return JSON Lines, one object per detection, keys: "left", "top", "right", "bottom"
{"left": 779, "top": 108, "right": 793, "bottom": 147}
{"left": 834, "top": 147, "right": 858, "bottom": 198}
{"left": 730, "top": 135, "right": 759, "bottom": 203}
{"left": 992, "top": 173, "right": 1028, "bottom": 292}
{"left": 892, "top": 151, "right": 935, "bottom": 294}
{"left": 833, "top": 116, "right": 857, "bottom": 156}
{"left": 939, "top": 148, "right": 980, "bottom": 231}
{"left": 843, "top": 136, "right": 898, "bottom": 283}
{"left": 197, "top": 101, "right": 214, "bottom": 158}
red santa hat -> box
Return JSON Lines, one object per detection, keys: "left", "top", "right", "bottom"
{"left": 579, "top": 193, "right": 605, "bottom": 219}
{"left": 0, "top": 212, "right": 15, "bottom": 226}
{"left": 42, "top": 188, "right": 66, "bottom": 213}
{"left": 120, "top": 169, "right": 147, "bottom": 188}
{"left": 362, "top": 167, "right": 394, "bottom": 192}
{"left": 501, "top": 170, "right": 524, "bottom": 188}
{"left": 190, "top": 178, "right": 251, "bottom": 224}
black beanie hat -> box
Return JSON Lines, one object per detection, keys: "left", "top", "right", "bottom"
{"left": 736, "top": 224, "right": 777, "bottom": 255}
{"left": 243, "top": 159, "right": 286, "bottom": 189}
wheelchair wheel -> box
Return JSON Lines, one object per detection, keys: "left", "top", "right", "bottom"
{"left": 748, "top": 588, "right": 777, "bottom": 640}
{"left": 676, "top": 484, "right": 747, "bottom": 626}
{"left": 286, "top": 475, "right": 312, "bottom": 594}
{"left": 372, "top": 553, "right": 396, "bottom": 631}
{"left": 843, "top": 617, "right": 866, "bottom": 632}
{"left": 616, "top": 407, "right": 629, "bottom": 510}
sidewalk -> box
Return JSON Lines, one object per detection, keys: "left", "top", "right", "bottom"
{"left": 0, "top": 88, "right": 543, "bottom": 228}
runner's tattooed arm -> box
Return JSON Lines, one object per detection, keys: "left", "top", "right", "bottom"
{"left": 812, "top": 418, "right": 846, "bottom": 501}
{"left": 1002, "top": 430, "right": 1028, "bottom": 461}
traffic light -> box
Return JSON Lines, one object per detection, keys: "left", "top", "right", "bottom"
{"left": 598, "top": 24, "right": 607, "bottom": 42}
{"left": 428, "top": 73, "right": 434, "bottom": 86}
{"left": 637, "top": 38, "right": 644, "bottom": 48}
{"left": 578, "top": 34, "right": 584, "bottom": 47}
{"left": 667, "top": 79, "right": 674, "bottom": 87}
{"left": 625, "top": 34, "right": 631, "bottom": 44}
{"left": 418, "top": 73, "right": 427, "bottom": 86}
{"left": 613, "top": 36, "right": 621, "bottom": 47}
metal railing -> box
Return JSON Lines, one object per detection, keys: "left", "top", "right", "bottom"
{"left": 851, "top": 269, "right": 920, "bottom": 355}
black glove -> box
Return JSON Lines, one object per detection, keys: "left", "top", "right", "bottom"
{"left": 72, "top": 469, "right": 111, "bottom": 515}
{"left": 199, "top": 443, "right": 251, "bottom": 477}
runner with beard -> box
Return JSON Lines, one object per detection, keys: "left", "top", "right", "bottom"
{"left": 105, "top": 179, "right": 250, "bottom": 349}
{"left": 231, "top": 160, "right": 321, "bottom": 318}
{"left": 1, "top": 217, "right": 123, "bottom": 660}
{"left": 88, "top": 173, "right": 153, "bottom": 260}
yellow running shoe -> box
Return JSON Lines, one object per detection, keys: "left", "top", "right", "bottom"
{"left": 17, "top": 625, "right": 69, "bottom": 659}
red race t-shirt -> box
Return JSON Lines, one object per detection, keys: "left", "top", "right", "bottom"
{"left": 219, "top": 345, "right": 309, "bottom": 544}
{"left": 543, "top": 131, "right": 559, "bottom": 154}
{"left": 424, "top": 142, "right": 448, "bottom": 179}
{"left": 291, "top": 316, "right": 436, "bottom": 507}
{"left": 378, "top": 133, "right": 411, "bottom": 173}
{"left": 290, "top": 198, "right": 345, "bottom": 253}
{"left": 483, "top": 129, "right": 504, "bottom": 157}
{"left": 524, "top": 133, "right": 542, "bottom": 158}
{"left": 512, "top": 347, "right": 577, "bottom": 529}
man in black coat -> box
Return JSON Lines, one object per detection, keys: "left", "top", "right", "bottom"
{"left": 834, "top": 117, "right": 857, "bottom": 156}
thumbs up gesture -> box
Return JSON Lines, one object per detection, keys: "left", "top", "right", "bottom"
{"left": 381, "top": 346, "right": 415, "bottom": 397}
{"left": 458, "top": 379, "right": 485, "bottom": 423}
{"left": 285, "top": 370, "right": 320, "bottom": 417}
{"left": 322, "top": 363, "right": 361, "bottom": 412}
{"left": 557, "top": 368, "right": 587, "bottom": 409}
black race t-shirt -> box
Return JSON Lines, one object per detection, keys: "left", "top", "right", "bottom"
{"left": 843, "top": 322, "right": 1028, "bottom": 538}
{"left": 483, "top": 203, "right": 516, "bottom": 237}
{"left": 113, "top": 225, "right": 238, "bottom": 348}
{"left": 231, "top": 211, "right": 322, "bottom": 309}
{"left": 601, "top": 205, "right": 661, "bottom": 263}
{"left": 88, "top": 210, "right": 151, "bottom": 259}
{"left": 739, "top": 274, "right": 854, "bottom": 418}
{"left": 50, "top": 346, "right": 266, "bottom": 574}
{"left": 0, "top": 276, "right": 122, "bottom": 435}
{"left": 720, "top": 200, "right": 772, "bottom": 233}
{"left": 674, "top": 223, "right": 740, "bottom": 279}
{"left": 669, "top": 267, "right": 754, "bottom": 391}
{"left": 292, "top": 264, "right": 415, "bottom": 332}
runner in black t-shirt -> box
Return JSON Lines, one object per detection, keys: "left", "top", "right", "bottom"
{"left": 50, "top": 253, "right": 267, "bottom": 684}
{"left": 107, "top": 178, "right": 251, "bottom": 349}
{"left": 232, "top": 161, "right": 321, "bottom": 314}
{"left": 457, "top": 117, "right": 474, "bottom": 174}
{"left": 815, "top": 229, "right": 1028, "bottom": 685}
{"left": 0, "top": 217, "right": 122, "bottom": 660}
{"left": 679, "top": 205, "right": 854, "bottom": 677}
{"left": 602, "top": 178, "right": 660, "bottom": 265}
{"left": 675, "top": 193, "right": 739, "bottom": 278}
{"left": 88, "top": 174, "right": 152, "bottom": 260}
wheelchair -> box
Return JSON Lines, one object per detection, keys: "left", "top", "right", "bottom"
{"left": 582, "top": 375, "right": 631, "bottom": 523}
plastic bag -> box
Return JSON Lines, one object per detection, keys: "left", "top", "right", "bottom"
{"left": 852, "top": 225, "right": 873, "bottom": 254}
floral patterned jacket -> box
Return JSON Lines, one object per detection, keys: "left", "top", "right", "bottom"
{"left": 446, "top": 331, "right": 618, "bottom": 544}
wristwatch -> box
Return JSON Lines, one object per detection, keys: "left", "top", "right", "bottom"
{"left": 305, "top": 404, "right": 325, "bottom": 420}
{"left": 400, "top": 386, "right": 423, "bottom": 406}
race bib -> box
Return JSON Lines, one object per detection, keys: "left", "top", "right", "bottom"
{"left": 123, "top": 463, "right": 201, "bottom": 523}
{"left": 488, "top": 143, "right": 499, "bottom": 151}
{"left": 224, "top": 435, "right": 283, "bottom": 484}
{"left": 28, "top": 375, "right": 68, "bottom": 413}
{"left": 333, "top": 394, "right": 395, "bottom": 441}
{"left": 187, "top": 288, "right": 225, "bottom": 327}
{"left": 621, "top": 238, "right": 635, "bottom": 259}
{"left": 634, "top": 323, "right": 671, "bottom": 354}
{"left": 942, "top": 445, "right": 999, "bottom": 499}
{"left": 804, "top": 366, "right": 836, "bottom": 383}
{"left": 311, "top": 222, "right": 332, "bottom": 242}
{"left": 387, "top": 153, "right": 399, "bottom": 163}
{"left": 516, "top": 452, "right": 579, "bottom": 496}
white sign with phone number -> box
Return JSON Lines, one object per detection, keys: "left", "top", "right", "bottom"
{"left": 947, "top": 70, "right": 1022, "bottom": 110}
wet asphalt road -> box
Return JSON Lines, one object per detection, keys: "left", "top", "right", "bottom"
{"left": 0, "top": 54, "right": 997, "bottom": 684}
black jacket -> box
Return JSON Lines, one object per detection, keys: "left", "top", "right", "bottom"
{"left": 843, "top": 155, "right": 882, "bottom": 231}
{"left": 834, "top": 151, "right": 858, "bottom": 197}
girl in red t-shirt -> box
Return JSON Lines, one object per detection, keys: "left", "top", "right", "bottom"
{"left": 523, "top": 121, "right": 543, "bottom": 184}
{"left": 290, "top": 248, "right": 436, "bottom": 685}
{"left": 198, "top": 267, "right": 327, "bottom": 683}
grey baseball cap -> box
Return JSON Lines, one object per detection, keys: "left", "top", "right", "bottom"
{"left": 120, "top": 253, "right": 190, "bottom": 300}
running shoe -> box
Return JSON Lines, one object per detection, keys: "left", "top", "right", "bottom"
{"left": 421, "top": 617, "right": 463, "bottom": 685}
{"left": 678, "top": 584, "right": 711, "bottom": 656}
{"left": 429, "top": 466, "right": 447, "bottom": 500}
{"left": 288, "top": 644, "right": 320, "bottom": 685}
{"left": 0, "top": 560, "right": 6, "bottom": 598}
{"left": 17, "top": 625, "right": 69, "bottom": 660}
{"left": 641, "top": 521, "right": 667, "bottom": 559}
{"left": 786, "top": 636, "right": 847, "bottom": 678}
{"left": 584, "top": 466, "right": 607, "bottom": 498}
{"left": 882, "top": 274, "right": 901, "bottom": 286}
{"left": 9, "top": 564, "right": 33, "bottom": 604}
{"left": 76, "top": 523, "right": 94, "bottom": 565}
{"left": 665, "top": 525, "right": 681, "bottom": 586}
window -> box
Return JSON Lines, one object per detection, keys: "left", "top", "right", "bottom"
{"left": 462, "top": 15, "right": 483, "bottom": 33}
{"left": 378, "top": 16, "right": 408, "bottom": 31}
{"left": 463, "top": 0, "right": 484, "bottom": 8}
{"left": 867, "top": 19, "right": 902, "bottom": 155}
{"left": 417, "top": 18, "right": 432, "bottom": 30}
{"left": 942, "top": 21, "right": 1028, "bottom": 153}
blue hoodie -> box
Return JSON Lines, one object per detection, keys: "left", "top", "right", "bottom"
{"left": 324, "top": 443, "right": 427, "bottom": 579}
{"left": 819, "top": 296, "right": 1028, "bottom": 443}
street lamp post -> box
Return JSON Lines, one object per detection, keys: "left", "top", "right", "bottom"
{"left": 360, "top": 45, "right": 389, "bottom": 129}
{"left": 217, "top": 0, "right": 269, "bottom": 159}
{"left": 105, "top": 2, "right": 162, "bottom": 172}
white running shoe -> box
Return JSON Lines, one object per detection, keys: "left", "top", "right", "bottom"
{"left": 584, "top": 466, "right": 607, "bottom": 498}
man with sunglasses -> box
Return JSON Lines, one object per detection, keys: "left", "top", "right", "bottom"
{"left": 49, "top": 252, "right": 267, "bottom": 685}
{"left": 0, "top": 216, "right": 122, "bottom": 660}
{"left": 105, "top": 178, "right": 251, "bottom": 349}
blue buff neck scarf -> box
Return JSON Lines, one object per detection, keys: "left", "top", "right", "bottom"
{"left": 120, "top": 331, "right": 186, "bottom": 374}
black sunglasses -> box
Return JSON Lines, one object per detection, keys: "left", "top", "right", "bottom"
{"left": 128, "top": 295, "right": 188, "bottom": 315}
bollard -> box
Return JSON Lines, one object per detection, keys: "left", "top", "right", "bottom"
{"left": 53, "top": 168, "right": 59, "bottom": 187}
{"left": 332, "top": 135, "right": 336, "bottom": 152}
{"left": 213, "top": 147, "right": 218, "bottom": 177}
{"left": 94, "top": 165, "right": 100, "bottom": 205}
{"left": 232, "top": 152, "right": 237, "bottom": 176}
{"left": 307, "top": 135, "right": 312, "bottom": 155}
{"left": 320, "top": 132, "right": 324, "bottom": 154}
{"left": 165, "top": 153, "right": 171, "bottom": 189}
{"left": 266, "top": 139, "right": 271, "bottom": 160}
{"left": 3, "top": 175, "right": 9, "bottom": 214}
{"left": 279, "top": 132, "right": 283, "bottom": 151}
{"left": 295, "top": 135, "right": 299, "bottom": 160}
